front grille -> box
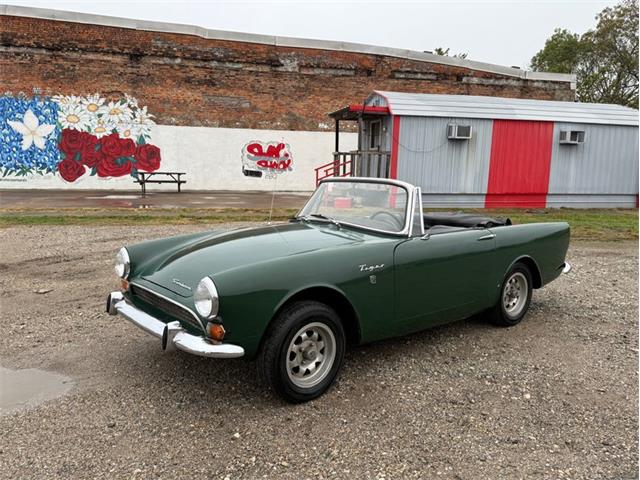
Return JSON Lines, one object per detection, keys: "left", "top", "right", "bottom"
{"left": 130, "top": 284, "right": 202, "bottom": 331}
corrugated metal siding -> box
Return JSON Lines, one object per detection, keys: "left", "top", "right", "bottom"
{"left": 422, "top": 193, "right": 487, "bottom": 208}
{"left": 546, "top": 194, "right": 637, "bottom": 208}
{"left": 485, "top": 120, "right": 554, "bottom": 208}
{"left": 548, "top": 123, "right": 639, "bottom": 195}
{"left": 369, "top": 91, "right": 639, "bottom": 126}
{"left": 396, "top": 116, "right": 493, "bottom": 194}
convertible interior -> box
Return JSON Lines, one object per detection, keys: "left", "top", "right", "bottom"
{"left": 358, "top": 211, "right": 512, "bottom": 234}
{"left": 423, "top": 212, "right": 512, "bottom": 235}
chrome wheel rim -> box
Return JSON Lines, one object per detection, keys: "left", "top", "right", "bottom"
{"left": 503, "top": 272, "right": 528, "bottom": 317}
{"left": 286, "top": 322, "right": 336, "bottom": 389}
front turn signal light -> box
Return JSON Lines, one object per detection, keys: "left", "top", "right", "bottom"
{"left": 121, "top": 279, "right": 129, "bottom": 291}
{"left": 207, "top": 322, "right": 225, "bottom": 342}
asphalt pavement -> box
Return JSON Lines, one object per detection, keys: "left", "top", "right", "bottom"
{"left": 0, "top": 189, "right": 309, "bottom": 210}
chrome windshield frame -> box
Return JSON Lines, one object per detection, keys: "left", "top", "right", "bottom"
{"left": 412, "top": 186, "right": 425, "bottom": 237}
{"left": 298, "top": 177, "right": 420, "bottom": 237}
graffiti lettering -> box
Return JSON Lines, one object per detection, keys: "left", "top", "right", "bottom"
{"left": 256, "top": 159, "right": 292, "bottom": 170}
{"left": 242, "top": 140, "right": 294, "bottom": 178}
{"left": 247, "top": 142, "right": 289, "bottom": 159}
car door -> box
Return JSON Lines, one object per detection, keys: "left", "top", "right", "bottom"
{"left": 393, "top": 228, "right": 497, "bottom": 335}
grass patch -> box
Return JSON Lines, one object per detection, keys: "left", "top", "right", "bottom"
{"left": 427, "top": 208, "right": 638, "bottom": 241}
{"left": 0, "top": 207, "right": 299, "bottom": 226}
{"left": 0, "top": 207, "right": 637, "bottom": 241}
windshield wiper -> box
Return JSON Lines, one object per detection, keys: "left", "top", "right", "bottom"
{"left": 300, "top": 213, "right": 341, "bottom": 229}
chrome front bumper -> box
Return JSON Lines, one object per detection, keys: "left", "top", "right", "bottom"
{"left": 106, "top": 291, "right": 244, "bottom": 358}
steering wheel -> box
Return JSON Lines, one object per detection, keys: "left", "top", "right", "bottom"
{"left": 370, "top": 211, "right": 403, "bottom": 230}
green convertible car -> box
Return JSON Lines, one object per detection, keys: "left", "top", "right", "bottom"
{"left": 107, "top": 177, "right": 571, "bottom": 402}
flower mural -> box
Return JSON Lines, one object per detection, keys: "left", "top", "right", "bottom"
{"left": 0, "top": 96, "right": 60, "bottom": 177}
{"left": 7, "top": 109, "right": 56, "bottom": 150}
{"left": 1, "top": 93, "right": 161, "bottom": 182}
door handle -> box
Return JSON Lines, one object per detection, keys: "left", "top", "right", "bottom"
{"left": 477, "top": 233, "right": 496, "bottom": 241}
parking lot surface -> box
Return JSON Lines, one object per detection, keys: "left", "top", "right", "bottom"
{"left": 0, "top": 224, "right": 637, "bottom": 479}
{"left": 0, "top": 190, "right": 309, "bottom": 210}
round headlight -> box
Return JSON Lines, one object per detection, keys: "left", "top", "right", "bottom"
{"left": 115, "top": 247, "right": 130, "bottom": 279}
{"left": 194, "top": 277, "right": 219, "bottom": 319}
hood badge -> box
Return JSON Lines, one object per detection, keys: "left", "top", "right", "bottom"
{"left": 172, "top": 278, "right": 192, "bottom": 291}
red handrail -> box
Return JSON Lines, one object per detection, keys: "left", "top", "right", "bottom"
{"left": 314, "top": 158, "right": 353, "bottom": 186}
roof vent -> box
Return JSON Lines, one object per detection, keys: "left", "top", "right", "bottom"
{"left": 447, "top": 124, "right": 472, "bottom": 140}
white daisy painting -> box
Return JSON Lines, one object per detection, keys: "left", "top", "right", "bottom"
{"left": 58, "top": 101, "right": 92, "bottom": 130}
{"left": 49, "top": 93, "right": 155, "bottom": 142}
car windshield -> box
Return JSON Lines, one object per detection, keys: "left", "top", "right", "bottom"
{"left": 297, "top": 180, "right": 409, "bottom": 234}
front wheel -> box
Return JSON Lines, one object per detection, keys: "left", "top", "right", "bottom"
{"left": 257, "top": 301, "right": 346, "bottom": 403}
{"left": 489, "top": 263, "right": 533, "bottom": 327}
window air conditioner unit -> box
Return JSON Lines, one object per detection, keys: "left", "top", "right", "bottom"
{"left": 447, "top": 124, "right": 472, "bottom": 140}
{"left": 559, "top": 130, "right": 585, "bottom": 145}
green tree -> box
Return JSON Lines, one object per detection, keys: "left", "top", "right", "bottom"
{"left": 530, "top": 29, "right": 582, "bottom": 74}
{"left": 531, "top": 0, "right": 639, "bottom": 108}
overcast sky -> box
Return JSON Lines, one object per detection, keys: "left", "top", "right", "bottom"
{"left": 7, "top": 0, "right": 618, "bottom": 68}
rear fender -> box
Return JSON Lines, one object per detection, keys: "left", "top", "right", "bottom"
{"left": 505, "top": 255, "right": 543, "bottom": 289}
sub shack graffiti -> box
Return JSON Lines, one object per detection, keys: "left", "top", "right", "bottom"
{"left": 0, "top": 93, "right": 161, "bottom": 182}
{"left": 241, "top": 141, "right": 293, "bottom": 179}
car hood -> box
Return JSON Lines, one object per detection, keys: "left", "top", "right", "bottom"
{"left": 137, "top": 222, "right": 374, "bottom": 297}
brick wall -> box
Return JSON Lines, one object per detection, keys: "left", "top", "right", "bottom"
{"left": 0, "top": 14, "right": 575, "bottom": 132}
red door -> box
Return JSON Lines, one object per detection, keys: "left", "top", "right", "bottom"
{"left": 485, "top": 120, "right": 554, "bottom": 208}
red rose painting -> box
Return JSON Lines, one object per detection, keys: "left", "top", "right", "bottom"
{"left": 80, "top": 135, "right": 102, "bottom": 168}
{"left": 52, "top": 94, "right": 161, "bottom": 183}
{"left": 119, "top": 137, "right": 136, "bottom": 157}
{"left": 99, "top": 133, "right": 125, "bottom": 157}
{"left": 57, "top": 158, "right": 86, "bottom": 182}
{"left": 97, "top": 155, "right": 133, "bottom": 177}
{"left": 59, "top": 129, "right": 87, "bottom": 157}
{"left": 135, "top": 144, "right": 161, "bottom": 172}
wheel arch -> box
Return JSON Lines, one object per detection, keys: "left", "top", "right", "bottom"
{"left": 509, "top": 255, "right": 542, "bottom": 289}
{"left": 259, "top": 285, "right": 362, "bottom": 352}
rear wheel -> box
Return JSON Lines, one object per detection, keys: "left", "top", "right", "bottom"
{"left": 489, "top": 263, "right": 533, "bottom": 327}
{"left": 257, "top": 301, "right": 346, "bottom": 403}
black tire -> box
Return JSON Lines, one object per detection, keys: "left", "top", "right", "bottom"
{"left": 489, "top": 262, "right": 533, "bottom": 327}
{"left": 257, "top": 301, "right": 346, "bottom": 403}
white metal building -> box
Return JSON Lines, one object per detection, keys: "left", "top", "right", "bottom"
{"left": 327, "top": 92, "right": 639, "bottom": 208}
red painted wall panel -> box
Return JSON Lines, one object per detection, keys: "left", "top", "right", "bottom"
{"left": 389, "top": 115, "right": 400, "bottom": 179}
{"left": 485, "top": 120, "right": 554, "bottom": 208}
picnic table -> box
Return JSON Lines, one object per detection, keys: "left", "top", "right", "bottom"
{"left": 135, "top": 171, "right": 186, "bottom": 196}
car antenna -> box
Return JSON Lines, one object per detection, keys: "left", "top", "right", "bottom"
{"left": 267, "top": 136, "right": 284, "bottom": 225}
{"left": 268, "top": 171, "right": 277, "bottom": 225}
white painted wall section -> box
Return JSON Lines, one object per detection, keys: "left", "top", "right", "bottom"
{"left": 0, "top": 125, "right": 357, "bottom": 191}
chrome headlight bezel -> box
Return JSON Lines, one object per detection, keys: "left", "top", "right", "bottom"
{"left": 115, "top": 247, "right": 130, "bottom": 279}
{"left": 194, "top": 276, "right": 219, "bottom": 319}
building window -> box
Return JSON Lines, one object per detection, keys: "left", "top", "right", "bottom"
{"left": 559, "top": 130, "right": 585, "bottom": 145}
{"left": 369, "top": 121, "right": 381, "bottom": 149}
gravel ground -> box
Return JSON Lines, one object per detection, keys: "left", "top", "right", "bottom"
{"left": 0, "top": 224, "right": 637, "bottom": 480}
